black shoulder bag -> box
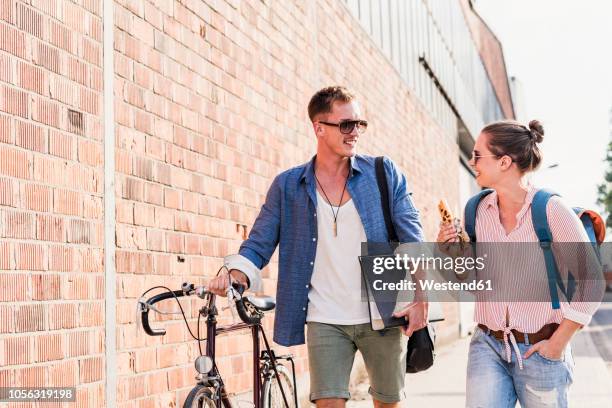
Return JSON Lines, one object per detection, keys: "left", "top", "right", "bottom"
{"left": 374, "top": 156, "right": 435, "bottom": 373}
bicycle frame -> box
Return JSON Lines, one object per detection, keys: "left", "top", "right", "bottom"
{"left": 198, "top": 294, "right": 295, "bottom": 408}
{"left": 139, "top": 284, "right": 297, "bottom": 408}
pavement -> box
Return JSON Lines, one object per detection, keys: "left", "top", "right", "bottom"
{"left": 347, "top": 294, "right": 612, "bottom": 408}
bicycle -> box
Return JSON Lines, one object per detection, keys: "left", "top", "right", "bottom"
{"left": 138, "top": 275, "right": 298, "bottom": 408}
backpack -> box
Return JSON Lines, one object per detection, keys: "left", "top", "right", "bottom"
{"left": 464, "top": 188, "right": 606, "bottom": 309}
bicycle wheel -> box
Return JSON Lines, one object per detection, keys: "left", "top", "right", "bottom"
{"left": 262, "top": 364, "right": 297, "bottom": 408}
{"left": 183, "top": 385, "right": 217, "bottom": 408}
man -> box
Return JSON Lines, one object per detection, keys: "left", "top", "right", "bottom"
{"left": 209, "top": 86, "right": 427, "bottom": 408}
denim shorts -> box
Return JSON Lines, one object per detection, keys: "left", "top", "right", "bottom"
{"left": 306, "top": 322, "right": 407, "bottom": 403}
{"left": 466, "top": 326, "right": 574, "bottom": 408}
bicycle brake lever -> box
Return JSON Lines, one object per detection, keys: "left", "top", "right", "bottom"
{"left": 225, "top": 287, "right": 239, "bottom": 323}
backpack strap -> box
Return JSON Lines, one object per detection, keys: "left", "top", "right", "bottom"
{"left": 464, "top": 189, "right": 494, "bottom": 243}
{"left": 375, "top": 156, "right": 398, "bottom": 242}
{"left": 531, "top": 189, "right": 572, "bottom": 309}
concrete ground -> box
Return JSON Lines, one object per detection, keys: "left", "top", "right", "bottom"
{"left": 347, "top": 300, "right": 612, "bottom": 407}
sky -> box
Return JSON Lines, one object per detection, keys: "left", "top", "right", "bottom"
{"left": 474, "top": 0, "right": 612, "bottom": 210}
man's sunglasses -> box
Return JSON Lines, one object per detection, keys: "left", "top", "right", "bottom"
{"left": 318, "top": 119, "right": 368, "bottom": 134}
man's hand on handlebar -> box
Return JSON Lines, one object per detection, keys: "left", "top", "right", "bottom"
{"left": 208, "top": 269, "right": 249, "bottom": 296}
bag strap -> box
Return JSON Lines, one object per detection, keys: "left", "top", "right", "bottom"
{"left": 463, "top": 189, "right": 494, "bottom": 243}
{"left": 531, "top": 189, "right": 572, "bottom": 309}
{"left": 375, "top": 157, "right": 398, "bottom": 242}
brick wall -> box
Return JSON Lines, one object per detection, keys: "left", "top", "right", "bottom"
{"left": 0, "top": 0, "right": 105, "bottom": 406}
{"left": 1, "top": 0, "right": 469, "bottom": 406}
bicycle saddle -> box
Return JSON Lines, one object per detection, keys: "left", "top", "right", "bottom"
{"left": 244, "top": 295, "right": 276, "bottom": 311}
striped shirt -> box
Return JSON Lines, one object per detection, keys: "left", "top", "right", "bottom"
{"left": 471, "top": 186, "right": 603, "bottom": 367}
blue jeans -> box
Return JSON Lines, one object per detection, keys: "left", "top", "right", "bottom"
{"left": 466, "top": 327, "right": 574, "bottom": 408}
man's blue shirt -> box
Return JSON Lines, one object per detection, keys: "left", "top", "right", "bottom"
{"left": 237, "top": 154, "right": 425, "bottom": 346}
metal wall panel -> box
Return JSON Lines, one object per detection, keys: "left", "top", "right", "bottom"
{"left": 342, "top": 0, "right": 507, "bottom": 138}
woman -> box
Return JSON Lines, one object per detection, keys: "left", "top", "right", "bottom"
{"left": 438, "top": 120, "right": 603, "bottom": 407}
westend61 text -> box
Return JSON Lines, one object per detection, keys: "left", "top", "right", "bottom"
{"left": 372, "top": 279, "right": 493, "bottom": 292}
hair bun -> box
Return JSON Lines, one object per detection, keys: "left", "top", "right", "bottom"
{"left": 528, "top": 120, "right": 544, "bottom": 143}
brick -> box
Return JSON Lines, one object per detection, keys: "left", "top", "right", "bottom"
{"left": 134, "top": 202, "right": 155, "bottom": 227}
{"left": 31, "top": 0, "right": 61, "bottom": 20}
{"left": 83, "top": 0, "right": 102, "bottom": 16}
{"left": 21, "top": 183, "right": 50, "bottom": 213}
{"left": 0, "top": 177, "right": 16, "bottom": 207}
{"left": 55, "top": 189, "right": 82, "bottom": 216}
{"left": 146, "top": 229, "right": 164, "bottom": 251}
{"left": 63, "top": 0, "right": 85, "bottom": 33}
{"left": 16, "top": 2, "right": 45, "bottom": 39}
{"left": 48, "top": 303, "right": 77, "bottom": 330}
{"left": 33, "top": 41, "right": 62, "bottom": 74}
{"left": 66, "top": 56, "right": 88, "bottom": 85}
{"left": 2, "top": 210, "right": 35, "bottom": 239}
{"left": 79, "top": 302, "right": 102, "bottom": 326}
{"left": 32, "top": 96, "right": 61, "bottom": 128}
{"left": 0, "top": 85, "right": 29, "bottom": 118}
{"left": 67, "top": 219, "right": 91, "bottom": 244}
{"left": 89, "top": 15, "right": 102, "bottom": 42}
{"left": 0, "top": 274, "right": 27, "bottom": 301}
{"left": 155, "top": 207, "right": 174, "bottom": 229}
{"left": 63, "top": 274, "right": 90, "bottom": 300}
{"left": 144, "top": 182, "right": 163, "bottom": 205}
{"left": 0, "top": 145, "right": 31, "bottom": 179}
{"left": 79, "top": 86, "right": 100, "bottom": 114}
{"left": 78, "top": 138, "right": 103, "bottom": 166}
{"left": 0, "top": 53, "right": 12, "bottom": 83}
{"left": 49, "top": 19, "right": 75, "bottom": 54}
{"left": 33, "top": 155, "right": 66, "bottom": 185}
{"left": 18, "top": 58, "right": 48, "bottom": 96}
{"left": 0, "top": 0, "right": 14, "bottom": 23}
{"left": 80, "top": 356, "right": 104, "bottom": 383}
{"left": 36, "top": 214, "right": 65, "bottom": 242}
{"left": 0, "top": 113, "right": 12, "bottom": 143}
{"left": 4, "top": 336, "right": 32, "bottom": 365}
{"left": 83, "top": 195, "right": 103, "bottom": 219}
{"left": 49, "top": 74, "right": 76, "bottom": 105}
{"left": 122, "top": 177, "right": 144, "bottom": 201}
{"left": 32, "top": 273, "right": 60, "bottom": 300}
{"left": 0, "top": 22, "right": 27, "bottom": 58}
{"left": 133, "top": 157, "right": 155, "bottom": 181}
{"left": 16, "top": 120, "right": 47, "bottom": 153}
{"left": 164, "top": 188, "right": 181, "bottom": 209}
{"left": 128, "top": 375, "right": 146, "bottom": 400}
{"left": 48, "top": 359, "right": 78, "bottom": 387}
{"left": 35, "top": 333, "right": 63, "bottom": 362}
{"left": 49, "top": 245, "right": 75, "bottom": 272}
{"left": 15, "top": 365, "right": 46, "bottom": 388}
{"left": 15, "top": 304, "right": 45, "bottom": 332}
{"left": 49, "top": 130, "right": 75, "bottom": 159}
{"left": 90, "top": 66, "right": 103, "bottom": 91}
{"left": 0, "top": 305, "right": 13, "bottom": 333}
{"left": 80, "top": 248, "right": 103, "bottom": 273}
{"left": 166, "top": 232, "right": 183, "bottom": 253}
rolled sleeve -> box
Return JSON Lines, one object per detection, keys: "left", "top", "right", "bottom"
{"left": 224, "top": 253, "right": 263, "bottom": 292}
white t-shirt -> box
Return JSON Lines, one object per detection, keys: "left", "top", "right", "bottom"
{"left": 306, "top": 190, "right": 371, "bottom": 324}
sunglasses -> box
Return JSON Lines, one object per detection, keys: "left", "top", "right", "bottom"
{"left": 318, "top": 119, "right": 368, "bottom": 134}
{"left": 471, "top": 152, "right": 499, "bottom": 164}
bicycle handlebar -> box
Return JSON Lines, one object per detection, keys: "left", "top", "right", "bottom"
{"left": 139, "top": 281, "right": 262, "bottom": 337}
{"left": 139, "top": 289, "right": 186, "bottom": 336}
